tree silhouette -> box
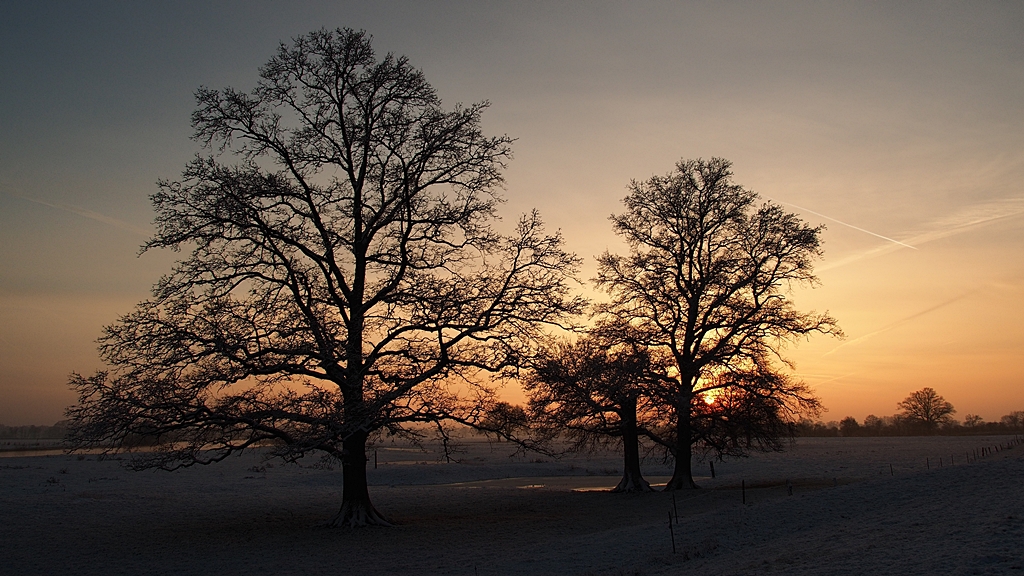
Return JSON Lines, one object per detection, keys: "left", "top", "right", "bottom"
{"left": 65, "top": 28, "right": 584, "bottom": 527}
{"left": 1001, "top": 411, "right": 1024, "bottom": 430}
{"left": 839, "top": 416, "right": 861, "bottom": 436}
{"left": 897, "top": 387, "right": 956, "bottom": 433}
{"left": 524, "top": 328, "right": 665, "bottom": 492}
{"left": 595, "top": 158, "right": 839, "bottom": 489}
{"left": 646, "top": 363, "right": 822, "bottom": 461}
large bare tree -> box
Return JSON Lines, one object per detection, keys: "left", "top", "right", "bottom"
{"left": 595, "top": 158, "right": 840, "bottom": 490}
{"left": 66, "top": 29, "right": 584, "bottom": 526}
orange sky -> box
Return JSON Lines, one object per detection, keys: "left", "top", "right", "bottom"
{"left": 2, "top": 2, "right": 1022, "bottom": 425}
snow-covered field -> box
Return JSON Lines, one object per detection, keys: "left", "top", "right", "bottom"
{"left": 1, "top": 435, "right": 1022, "bottom": 575}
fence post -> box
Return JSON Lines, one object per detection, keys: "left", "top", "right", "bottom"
{"left": 668, "top": 511, "right": 676, "bottom": 554}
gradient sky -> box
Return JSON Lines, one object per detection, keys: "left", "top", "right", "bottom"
{"left": 2, "top": 1, "right": 1023, "bottom": 426}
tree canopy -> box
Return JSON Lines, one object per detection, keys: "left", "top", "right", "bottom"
{"left": 66, "top": 28, "right": 585, "bottom": 527}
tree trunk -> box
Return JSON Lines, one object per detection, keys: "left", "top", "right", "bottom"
{"left": 613, "top": 398, "right": 652, "bottom": 493}
{"left": 664, "top": 402, "right": 698, "bottom": 490}
{"left": 330, "top": 431, "right": 391, "bottom": 527}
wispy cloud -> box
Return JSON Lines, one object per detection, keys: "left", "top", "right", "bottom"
{"left": 824, "top": 289, "right": 980, "bottom": 356}
{"left": 15, "top": 195, "right": 150, "bottom": 237}
{"left": 817, "top": 196, "right": 1024, "bottom": 272}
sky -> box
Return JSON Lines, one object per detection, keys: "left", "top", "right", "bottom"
{"left": 2, "top": 1, "right": 1023, "bottom": 426}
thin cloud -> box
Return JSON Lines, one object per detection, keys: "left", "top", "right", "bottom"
{"left": 818, "top": 196, "right": 1024, "bottom": 272}
{"left": 16, "top": 196, "right": 151, "bottom": 237}
{"left": 824, "top": 289, "right": 979, "bottom": 356}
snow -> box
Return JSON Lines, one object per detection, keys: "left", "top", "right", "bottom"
{"left": 1, "top": 436, "right": 1021, "bottom": 575}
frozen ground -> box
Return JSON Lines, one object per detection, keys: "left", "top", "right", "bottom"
{"left": 1, "top": 436, "right": 1022, "bottom": 575}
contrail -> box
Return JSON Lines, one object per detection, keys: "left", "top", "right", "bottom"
{"left": 15, "top": 195, "right": 150, "bottom": 237}
{"left": 801, "top": 371, "right": 856, "bottom": 385}
{"left": 772, "top": 199, "right": 917, "bottom": 250}
{"left": 817, "top": 196, "right": 1024, "bottom": 272}
{"left": 824, "top": 289, "right": 979, "bottom": 356}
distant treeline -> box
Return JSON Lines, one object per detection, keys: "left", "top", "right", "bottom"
{"left": 797, "top": 412, "right": 1024, "bottom": 437}
{"left": 0, "top": 421, "right": 68, "bottom": 440}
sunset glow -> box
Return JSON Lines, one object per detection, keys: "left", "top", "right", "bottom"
{"left": 2, "top": 2, "right": 1023, "bottom": 426}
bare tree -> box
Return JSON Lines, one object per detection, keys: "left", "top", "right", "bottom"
{"left": 65, "top": 29, "right": 584, "bottom": 527}
{"left": 897, "top": 388, "right": 956, "bottom": 433}
{"left": 839, "top": 416, "right": 861, "bottom": 437}
{"left": 524, "top": 329, "right": 665, "bottom": 492}
{"left": 963, "top": 414, "right": 983, "bottom": 428}
{"left": 595, "top": 158, "right": 840, "bottom": 489}
{"left": 647, "top": 363, "right": 822, "bottom": 461}
{"left": 1001, "top": 411, "right": 1024, "bottom": 430}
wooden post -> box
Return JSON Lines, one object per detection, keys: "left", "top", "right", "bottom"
{"left": 668, "top": 511, "right": 676, "bottom": 554}
{"left": 710, "top": 461, "right": 716, "bottom": 479}
{"left": 673, "top": 493, "right": 678, "bottom": 524}
{"left": 926, "top": 457, "right": 929, "bottom": 469}
{"left": 374, "top": 449, "right": 378, "bottom": 469}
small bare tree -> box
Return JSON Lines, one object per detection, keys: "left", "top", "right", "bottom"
{"left": 66, "top": 28, "right": 584, "bottom": 527}
{"left": 524, "top": 330, "right": 665, "bottom": 492}
{"left": 963, "top": 414, "right": 983, "bottom": 428}
{"left": 897, "top": 388, "right": 956, "bottom": 433}
{"left": 1001, "top": 411, "right": 1024, "bottom": 430}
{"left": 644, "top": 364, "right": 821, "bottom": 461}
{"left": 839, "top": 416, "right": 861, "bottom": 437}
